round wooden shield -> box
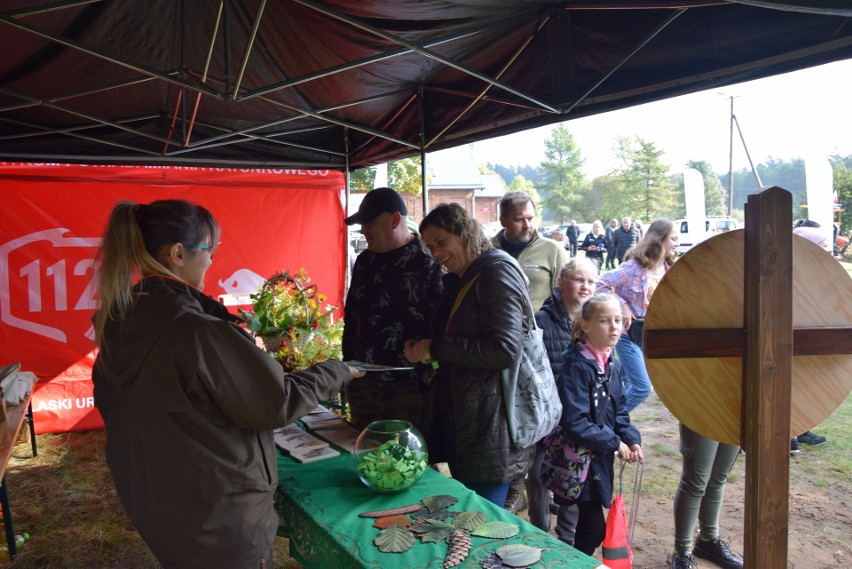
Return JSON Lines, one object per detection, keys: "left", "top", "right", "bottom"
{"left": 645, "top": 230, "right": 852, "bottom": 445}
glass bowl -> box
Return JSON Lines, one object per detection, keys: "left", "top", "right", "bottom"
{"left": 353, "top": 420, "right": 428, "bottom": 493}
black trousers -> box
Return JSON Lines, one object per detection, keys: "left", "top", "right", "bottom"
{"left": 573, "top": 500, "right": 607, "bottom": 556}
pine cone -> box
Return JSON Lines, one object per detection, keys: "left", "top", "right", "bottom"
{"left": 444, "top": 530, "right": 472, "bottom": 568}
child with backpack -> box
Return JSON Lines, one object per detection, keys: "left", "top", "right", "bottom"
{"left": 551, "top": 292, "right": 644, "bottom": 556}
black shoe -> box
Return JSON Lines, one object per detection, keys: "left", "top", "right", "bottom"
{"left": 693, "top": 537, "right": 743, "bottom": 569}
{"left": 797, "top": 430, "right": 827, "bottom": 445}
{"left": 503, "top": 488, "right": 528, "bottom": 514}
{"left": 671, "top": 551, "right": 697, "bottom": 569}
{"left": 790, "top": 437, "right": 800, "bottom": 455}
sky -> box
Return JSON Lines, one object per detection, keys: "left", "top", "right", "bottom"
{"left": 471, "top": 59, "right": 852, "bottom": 179}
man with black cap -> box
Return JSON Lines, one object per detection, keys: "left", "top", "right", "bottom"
{"left": 343, "top": 187, "right": 444, "bottom": 430}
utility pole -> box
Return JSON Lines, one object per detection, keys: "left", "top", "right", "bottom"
{"left": 727, "top": 95, "right": 734, "bottom": 217}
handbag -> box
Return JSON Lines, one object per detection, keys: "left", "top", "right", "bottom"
{"left": 539, "top": 426, "right": 591, "bottom": 501}
{"left": 445, "top": 266, "right": 562, "bottom": 451}
{"left": 499, "top": 264, "right": 562, "bottom": 451}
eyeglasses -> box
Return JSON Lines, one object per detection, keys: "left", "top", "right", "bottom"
{"left": 188, "top": 242, "right": 221, "bottom": 257}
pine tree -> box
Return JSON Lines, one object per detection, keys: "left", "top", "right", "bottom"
{"left": 539, "top": 124, "right": 586, "bottom": 223}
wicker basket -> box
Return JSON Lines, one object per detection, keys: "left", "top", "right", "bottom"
{"left": 257, "top": 272, "right": 314, "bottom": 354}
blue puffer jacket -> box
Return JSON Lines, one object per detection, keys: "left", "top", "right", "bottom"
{"left": 555, "top": 342, "right": 641, "bottom": 507}
{"left": 535, "top": 290, "right": 575, "bottom": 379}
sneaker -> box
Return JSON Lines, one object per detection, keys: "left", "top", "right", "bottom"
{"left": 671, "top": 551, "right": 697, "bottom": 569}
{"left": 693, "top": 537, "right": 744, "bottom": 569}
{"left": 797, "top": 430, "right": 827, "bottom": 445}
{"left": 790, "top": 437, "right": 800, "bottom": 455}
{"left": 503, "top": 488, "right": 528, "bottom": 514}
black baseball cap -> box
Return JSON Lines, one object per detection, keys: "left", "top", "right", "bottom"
{"left": 345, "top": 187, "right": 407, "bottom": 225}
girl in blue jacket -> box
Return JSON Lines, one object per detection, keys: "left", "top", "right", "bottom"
{"left": 556, "top": 292, "right": 644, "bottom": 556}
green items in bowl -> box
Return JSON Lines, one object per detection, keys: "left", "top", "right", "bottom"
{"left": 356, "top": 440, "right": 428, "bottom": 492}
{"left": 353, "top": 420, "right": 429, "bottom": 493}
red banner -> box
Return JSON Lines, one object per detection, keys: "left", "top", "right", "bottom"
{"left": 0, "top": 163, "right": 345, "bottom": 433}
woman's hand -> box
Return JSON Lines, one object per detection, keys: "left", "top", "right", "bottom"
{"left": 346, "top": 366, "right": 366, "bottom": 380}
{"left": 403, "top": 339, "right": 433, "bottom": 364}
{"left": 621, "top": 305, "right": 634, "bottom": 333}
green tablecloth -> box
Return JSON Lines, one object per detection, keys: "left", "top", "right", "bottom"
{"left": 276, "top": 450, "right": 602, "bottom": 569}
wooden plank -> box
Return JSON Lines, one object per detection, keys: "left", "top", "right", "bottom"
{"left": 742, "top": 187, "right": 791, "bottom": 569}
{"left": 644, "top": 327, "right": 852, "bottom": 359}
{"left": 644, "top": 328, "right": 746, "bottom": 358}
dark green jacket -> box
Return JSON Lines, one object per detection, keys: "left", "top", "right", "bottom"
{"left": 94, "top": 277, "right": 350, "bottom": 569}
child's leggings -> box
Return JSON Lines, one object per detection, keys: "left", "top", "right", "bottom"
{"left": 573, "top": 500, "right": 606, "bottom": 556}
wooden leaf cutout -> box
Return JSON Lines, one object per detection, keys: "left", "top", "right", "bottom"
{"left": 480, "top": 553, "right": 505, "bottom": 569}
{"left": 452, "top": 510, "right": 486, "bottom": 532}
{"left": 496, "top": 543, "right": 542, "bottom": 567}
{"left": 411, "top": 519, "right": 455, "bottom": 533}
{"left": 411, "top": 509, "right": 454, "bottom": 521}
{"left": 423, "top": 494, "right": 459, "bottom": 513}
{"left": 374, "top": 525, "right": 415, "bottom": 553}
{"left": 420, "top": 527, "right": 455, "bottom": 543}
{"left": 373, "top": 514, "right": 413, "bottom": 529}
{"left": 415, "top": 519, "right": 455, "bottom": 542}
{"left": 472, "top": 521, "right": 520, "bottom": 539}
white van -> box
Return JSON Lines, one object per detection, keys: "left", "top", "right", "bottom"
{"left": 675, "top": 216, "right": 738, "bottom": 254}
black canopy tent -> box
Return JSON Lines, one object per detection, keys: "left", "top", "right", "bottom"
{"left": 0, "top": 0, "right": 850, "bottom": 171}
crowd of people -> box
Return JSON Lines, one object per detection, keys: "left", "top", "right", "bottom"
{"left": 90, "top": 189, "right": 831, "bottom": 569}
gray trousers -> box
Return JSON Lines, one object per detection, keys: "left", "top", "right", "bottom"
{"left": 673, "top": 423, "right": 741, "bottom": 552}
{"left": 525, "top": 442, "right": 579, "bottom": 543}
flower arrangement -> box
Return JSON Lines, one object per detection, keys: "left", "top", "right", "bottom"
{"left": 239, "top": 269, "right": 343, "bottom": 372}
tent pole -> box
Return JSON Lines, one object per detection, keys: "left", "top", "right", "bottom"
{"left": 344, "top": 127, "right": 353, "bottom": 290}
{"left": 419, "top": 85, "right": 428, "bottom": 220}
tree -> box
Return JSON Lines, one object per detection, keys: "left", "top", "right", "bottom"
{"left": 349, "top": 167, "right": 376, "bottom": 192}
{"left": 388, "top": 157, "right": 422, "bottom": 195}
{"left": 608, "top": 136, "right": 680, "bottom": 220}
{"left": 539, "top": 124, "right": 586, "bottom": 223}
{"left": 833, "top": 158, "right": 852, "bottom": 237}
{"left": 508, "top": 175, "right": 541, "bottom": 207}
{"left": 686, "top": 160, "right": 727, "bottom": 216}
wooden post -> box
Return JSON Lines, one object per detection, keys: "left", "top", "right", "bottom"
{"left": 742, "top": 186, "right": 791, "bottom": 567}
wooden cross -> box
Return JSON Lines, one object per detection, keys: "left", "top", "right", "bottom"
{"left": 643, "top": 187, "right": 852, "bottom": 568}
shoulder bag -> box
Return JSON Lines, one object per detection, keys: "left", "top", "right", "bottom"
{"left": 445, "top": 267, "right": 562, "bottom": 451}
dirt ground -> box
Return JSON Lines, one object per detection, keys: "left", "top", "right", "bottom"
{"left": 516, "top": 393, "right": 851, "bottom": 569}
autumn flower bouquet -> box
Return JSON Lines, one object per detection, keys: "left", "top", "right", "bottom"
{"left": 239, "top": 269, "right": 343, "bottom": 372}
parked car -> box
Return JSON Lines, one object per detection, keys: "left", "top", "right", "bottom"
{"left": 482, "top": 221, "right": 503, "bottom": 238}
{"left": 675, "top": 216, "right": 738, "bottom": 254}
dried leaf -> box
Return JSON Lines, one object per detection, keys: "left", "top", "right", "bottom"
{"left": 452, "top": 510, "right": 487, "bottom": 532}
{"left": 373, "top": 514, "right": 413, "bottom": 529}
{"left": 480, "top": 553, "right": 505, "bottom": 569}
{"left": 423, "top": 494, "right": 459, "bottom": 513}
{"left": 374, "top": 525, "right": 415, "bottom": 553}
{"left": 495, "top": 543, "right": 542, "bottom": 567}
{"left": 444, "top": 530, "right": 472, "bottom": 568}
{"left": 471, "top": 521, "right": 520, "bottom": 539}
